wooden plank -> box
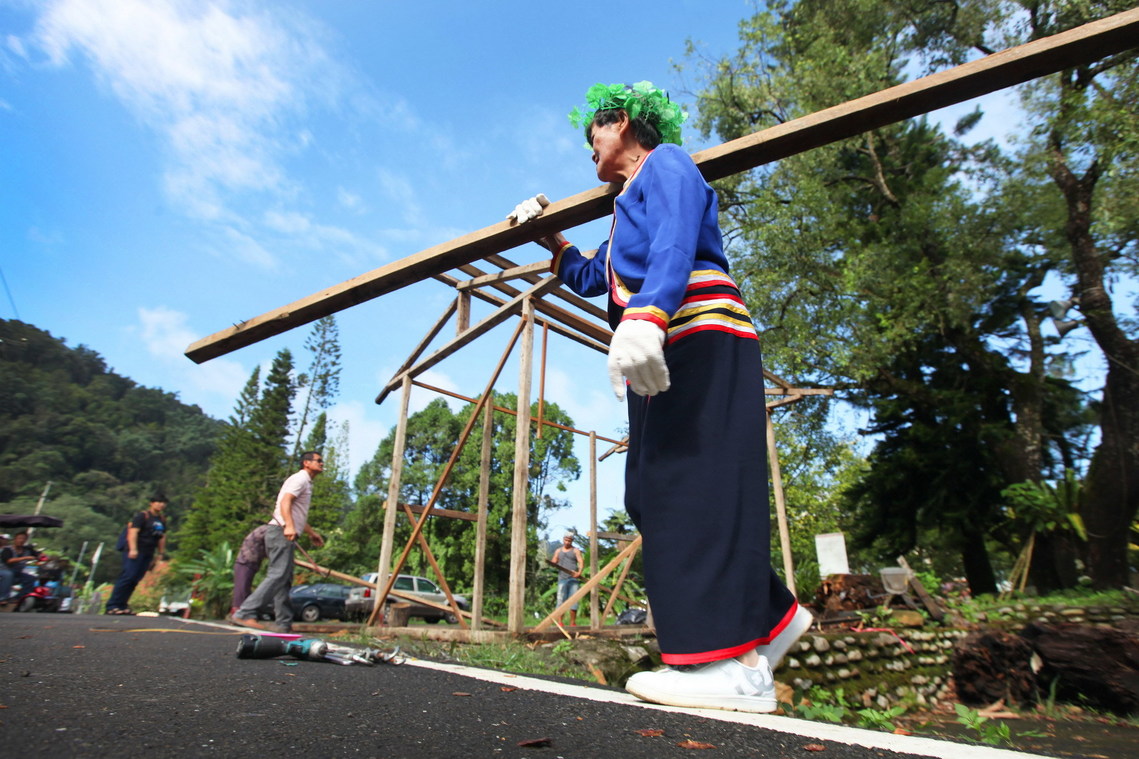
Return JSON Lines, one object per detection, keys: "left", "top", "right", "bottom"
{"left": 451, "top": 262, "right": 612, "bottom": 343}
{"left": 185, "top": 9, "right": 1139, "bottom": 364}
{"left": 392, "top": 501, "right": 479, "bottom": 523}
{"left": 376, "top": 276, "right": 561, "bottom": 401}
{"left": 692, "top": 8, "right": 1139, "bottom": 183}
{"left": 483, "top": 254, "right": 609, "bottom": 323}
{"left": 455, "top": 260, "right": 553, "bottom": 290}
{"left": 370, "top": 375, "right": 411, "bottom": 626}
{"left": 375, "top": 274, "right": 608, "bottom": 405}
{"left": 443, "top": 271, "right": 610, "bottom": 351}
{"left": 390, "top": 299, "right": 457, "bottom": 382}
{"left": 507, "top": 298, "right": 536, "bottom": 634}
{"left": 471, "top": 401, "right": 493, "bottom": 630}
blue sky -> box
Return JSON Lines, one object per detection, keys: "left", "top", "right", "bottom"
{"left": 1, "top": 0, "right": 772, "bottom": 535}
{"left": 3, "top": 1, "right": 1094, "bottom": 542}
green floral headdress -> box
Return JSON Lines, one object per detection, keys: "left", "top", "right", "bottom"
{"left": 568, "top": 81, "right": 687, "bottom": 147}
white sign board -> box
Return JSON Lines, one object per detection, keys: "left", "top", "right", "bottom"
{"left": 815, "top": 532, "right": 850, "bottom": 576}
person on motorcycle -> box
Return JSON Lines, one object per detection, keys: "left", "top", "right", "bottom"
{"left": 1, "top": 532, "right": 44, "bottom": 604}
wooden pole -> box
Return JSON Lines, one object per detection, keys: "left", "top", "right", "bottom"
{"left": 766, "top": 409, "right": 796, "bottom": 597}
{"left": 588, "top": 431, "right": 600, "bottom": 632}
{"left": 507, "top": 297, "right": 536, "bottom": 634}
{"left": 399, "top": 503, "right": 468, "bottom": 629}
{"left": 185, "top": 9, "right": 1139, "bottom": 363}
{"left": 372, "top": 321, "right": 525, "bottom": 619}
{"left": 472, "top": 400, "right": 494, "bottom": 630}
{"left": 600, "top": 545, "right": 636, "bottom": 625}
{"left": 368, "top": 374, "right": 411, "bottom": 626}
{"left": 536, "top": 320, "right": 548, "bottom": 439}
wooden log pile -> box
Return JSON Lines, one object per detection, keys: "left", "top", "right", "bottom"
{"left": 953, "top": 623, "right": 1139, "bottom": 716}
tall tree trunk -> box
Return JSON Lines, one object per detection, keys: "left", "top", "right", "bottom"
{"left": 961, "top": 525, "right": 999, "bottom": 596}
{"left": 1048, "top": 144, "right": 1139, "bottom": 589}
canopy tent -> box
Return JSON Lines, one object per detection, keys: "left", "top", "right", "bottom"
{"left": 0, "top": 514, "right": 65, "bottom": 528}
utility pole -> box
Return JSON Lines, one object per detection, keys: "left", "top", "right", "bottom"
{"left": 27, "top": 481, "right": 53, "bottom": 539}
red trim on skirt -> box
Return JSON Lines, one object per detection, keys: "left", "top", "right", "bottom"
{"left": 660, "top": 603, "right": 801, "bottom": 666}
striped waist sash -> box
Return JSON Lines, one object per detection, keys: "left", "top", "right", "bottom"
{"left": 666, "top": 270, "right": 758, "bottom": 345}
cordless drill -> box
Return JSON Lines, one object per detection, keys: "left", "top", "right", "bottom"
{"left": 234, "top": 634, "right": 329, "bottom": 661}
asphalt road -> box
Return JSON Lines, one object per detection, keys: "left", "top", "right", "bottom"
{"left": 1, "top": 613, "right": 1052, "bottom": 759}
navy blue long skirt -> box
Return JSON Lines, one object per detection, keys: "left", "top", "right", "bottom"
{"left": 624, "top": 328, "right": 798, "bottom": 665}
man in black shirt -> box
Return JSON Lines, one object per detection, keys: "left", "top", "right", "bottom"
{"left": 105, "top": 495, "right": 168, "bottom": 615}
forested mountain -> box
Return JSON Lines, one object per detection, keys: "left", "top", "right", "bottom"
{"left": 0, "top": 319, "right": 222, "bottom": 574}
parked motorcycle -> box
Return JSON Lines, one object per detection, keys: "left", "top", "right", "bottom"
{"left": 11, "top": 556, "right": 73, "bottom": 613}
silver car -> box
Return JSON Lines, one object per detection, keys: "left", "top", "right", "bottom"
{"left": 345, "top": 573, "right": 468, "bottom": 624}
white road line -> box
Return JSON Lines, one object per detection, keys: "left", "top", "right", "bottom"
{"left": 406, "top": 658, "right": 1052, "bottom": 759}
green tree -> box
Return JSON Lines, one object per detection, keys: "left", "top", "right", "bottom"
{"left": 883, "top": 0, "right": 1139, "bottom": 589}
{"left": 291, "top": 316, "right": 342, "bottom": 467}
{"left": 342, "top": 393, "right": 580, "bottom": 600}
{"left": 174, "top": 348, "right": 296, "bottom": 562}
{"left": 0, "top": 319, "right": 220, "bottom": 568}
{"left": 683, "top": 0, "right": 1093, "bottom": 592}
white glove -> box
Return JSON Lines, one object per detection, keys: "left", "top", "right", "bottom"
{"left": 607, "top": 319, "right": 670, "bottom": 400}
{"left": 507, "top": 193, "right": 549, "bottom": 224}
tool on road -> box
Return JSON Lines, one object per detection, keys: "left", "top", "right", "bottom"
{"left": 234, "top": 633, "right": 405, "bottom": 666}
{"left": 235, "top": 634, "right": 329, "bottom": 661}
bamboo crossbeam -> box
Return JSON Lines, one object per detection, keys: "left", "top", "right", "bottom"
{"left": 184, "top": 9, "right": 1139, "bottom": 364}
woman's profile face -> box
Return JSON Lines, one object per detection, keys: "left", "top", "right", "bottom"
{"left": 589, "top": 119, "right": 627, "bottom": 183}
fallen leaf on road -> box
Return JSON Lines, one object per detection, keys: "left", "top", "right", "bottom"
{"left": 452, "top": 692, "right": 472, "bottom": 697}
{"left": 517, "top": 737, "right": 552, "bottom": 747}
{"left": 677, "top": 739, "right": 715, "bottom": 749}
{"left": 635, "top": 729, "right": 665, "bottom": 737}
{"left": 803, "top": 744, "right": 826, "bottom": 751}
{"left": 72, "top": 646, "right": 85, "bottom": 649}
{"left": 500, "top": 687, "right": 518, "bottom": 692}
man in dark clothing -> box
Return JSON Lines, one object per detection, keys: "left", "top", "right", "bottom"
{"left": 105, "top": 495, "right": 168, "bottom": 615}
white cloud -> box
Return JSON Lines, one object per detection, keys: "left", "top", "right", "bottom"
{"left": 29, "top": 0, "right": 335, "bottom": 219}
{"left": 262, "top": 209, "right": 388, "bottom": 265}
{"left": 377, "top": 168, "right": 424, "bottom": 228}
{"left": 327, "top": 399, "right": 390, "bottom": 475}
{"left": 136, "top": 305, "right": 247, "bottom": 405}
{"left": 222, "top": 225, "right": 276, "bottom": 269}
{"left": 337, "top": 187, "right": 363, "bottom": 212}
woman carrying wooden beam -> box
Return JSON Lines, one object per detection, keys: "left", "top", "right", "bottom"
{"left": 510, "top": 81, "right": 813, "bottom": 713}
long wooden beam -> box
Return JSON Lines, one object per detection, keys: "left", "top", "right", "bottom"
{"left": 184, "top": 9, "right": 1139, "bottom": 364}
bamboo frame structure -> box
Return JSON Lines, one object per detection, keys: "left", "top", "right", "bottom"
{"left": 179, "top": 12, "right": 1139, "bottom": 641}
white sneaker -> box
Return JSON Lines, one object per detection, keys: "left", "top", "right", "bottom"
{"left": 625, "top": 656, "right": 777, "bottom": 713}
{"left": 755, "top": 604, "right": 813, "bottom": 669}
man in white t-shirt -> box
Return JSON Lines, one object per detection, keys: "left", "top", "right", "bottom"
{"left": 228, "top": 451, "right": 325, "bottom": 632}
